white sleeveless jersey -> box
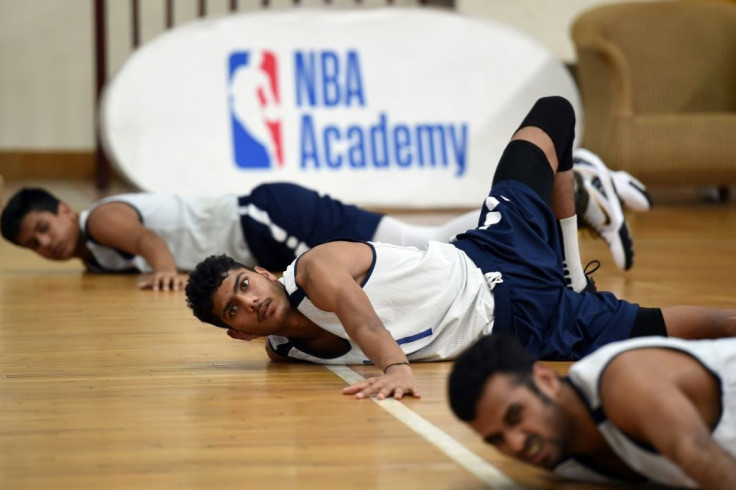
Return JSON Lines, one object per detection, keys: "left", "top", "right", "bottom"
{"left": 268, "top": 241, "right": 499, "bottom": 364}
{"left": 557, "top": 337, "right": 736, "bottom": 487}
{"left": 79, "top": 193, "right": 254, "bottom": 272}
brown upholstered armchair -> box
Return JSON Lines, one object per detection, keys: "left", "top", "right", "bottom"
{"left": 571, "top": 1, "right": 736, "bottom": 188}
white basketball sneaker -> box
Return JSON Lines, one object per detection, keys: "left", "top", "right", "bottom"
{"left": 610, "top": 170, "right": 653, "bottom": 212}
{"left": 573, "top": 148, "right": 634, "bottom": 271}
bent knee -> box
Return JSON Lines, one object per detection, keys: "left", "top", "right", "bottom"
{"left": 511, "top": 127, "right": 558, "bottom": 170}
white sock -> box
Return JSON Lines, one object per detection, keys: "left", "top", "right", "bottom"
{"left": 559, "top": 215, "right": 587, "bottom": 292}
{"left": 372, "top": 211, "right": 479, "bottom": 248}
{"left": 434, "top": 210, "right": 479, "bottom": 242}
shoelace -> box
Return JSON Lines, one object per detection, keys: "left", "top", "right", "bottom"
{"left": 584, "top": 260, "right": 601, "bottom": 278}
{"left": 581, "top": 260, "right": 601, "bottom": 293}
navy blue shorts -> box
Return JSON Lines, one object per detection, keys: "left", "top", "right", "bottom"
{"left": 238, "top": 183, "right": 383, "bottom": 271}
{"left": 453, "top": 180, "right": 639, "bottom": 360}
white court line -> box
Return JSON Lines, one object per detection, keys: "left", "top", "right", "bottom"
{"left": 326, "top": 365, "right": 524, "bottom": 489}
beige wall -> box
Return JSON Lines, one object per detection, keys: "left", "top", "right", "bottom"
{"left": 0, "top": 0, "right": 667, "bottom": 151}
{"left": 0, "top": 0, "right": 93, "bottom": 149}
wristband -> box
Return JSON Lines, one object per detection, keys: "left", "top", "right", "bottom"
{"left": 383, "top": 361, "right": 410, "bottom": 374}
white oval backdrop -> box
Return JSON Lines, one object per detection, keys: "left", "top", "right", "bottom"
{"left": 100, "top": 7, "right": 581, "bottom": 207}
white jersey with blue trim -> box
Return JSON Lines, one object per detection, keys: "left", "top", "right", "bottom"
{"left": 557, "top": 337, "right": 736, "bottom": 487}
{"left": 269, "top": 241, "right": 498, "bottom": 364}
{"left": 79, "top": 193, "right": 254, "bottom": 272}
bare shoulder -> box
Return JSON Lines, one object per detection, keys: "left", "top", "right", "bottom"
{"left": 87, "top": 200, "right": 140, "bottom": 225}
{"left": 598, "top": 344, "right": 725, "bottom": 459}
{"left": 85, "top": 200, "right": 146, "bottom": 245}
{"left": 600, "top": 347, "right": 718, "bottom": 427}
{"left": 603, "top": 346, "right": 709, "bottom": 383}
{"left": 294, "top": 241, "right": 375, "bottom": 308}
{"left": 303, "top": 240, "right": 373, "bottom": 258}
{"left": 298, "top": 241, "right": 374, "bottom": 276}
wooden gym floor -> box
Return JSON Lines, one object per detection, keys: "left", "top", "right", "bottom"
{"left": 1, "top": 178, "right": 735, "bottom": 489}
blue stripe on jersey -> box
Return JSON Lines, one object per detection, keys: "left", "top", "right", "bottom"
{"left": 396, "top": 328, "right": 432, "bottom": 345}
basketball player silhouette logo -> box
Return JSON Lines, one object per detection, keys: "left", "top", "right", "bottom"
{"left": 228, "top": 51, "right": 284, "bottom": 169}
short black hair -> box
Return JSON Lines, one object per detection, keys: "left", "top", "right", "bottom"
{"left": 1, "top": 188, "right": 61, "bottom": 244}
{"left": 447, "top": 333, "right": 537, "bottom": 422}
{"left": 185, "top": 254, "right": 252, "bottom": 329}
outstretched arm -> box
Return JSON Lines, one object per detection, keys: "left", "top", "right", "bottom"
{"left": 295, "top": 241, "right": 421, "bottom": 400}
{"left": 86, "top": 202, "right": 184, "bottom": 291}
{"left": 601, "top": 349, "right": 736, "bottom": 488}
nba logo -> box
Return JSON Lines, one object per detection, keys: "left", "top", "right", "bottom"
{"left": 228, "top": 51, "right": 284, "bottom": 169}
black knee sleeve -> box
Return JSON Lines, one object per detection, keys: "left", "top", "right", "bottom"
{"left": 516, "top": 96, "right": 576, "bottom": 172}
{"left": 493, "top": 140, "right": 555, "bottom": 203}
{"left": 629, "top": 307, "right": 667, "bottom": 338}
